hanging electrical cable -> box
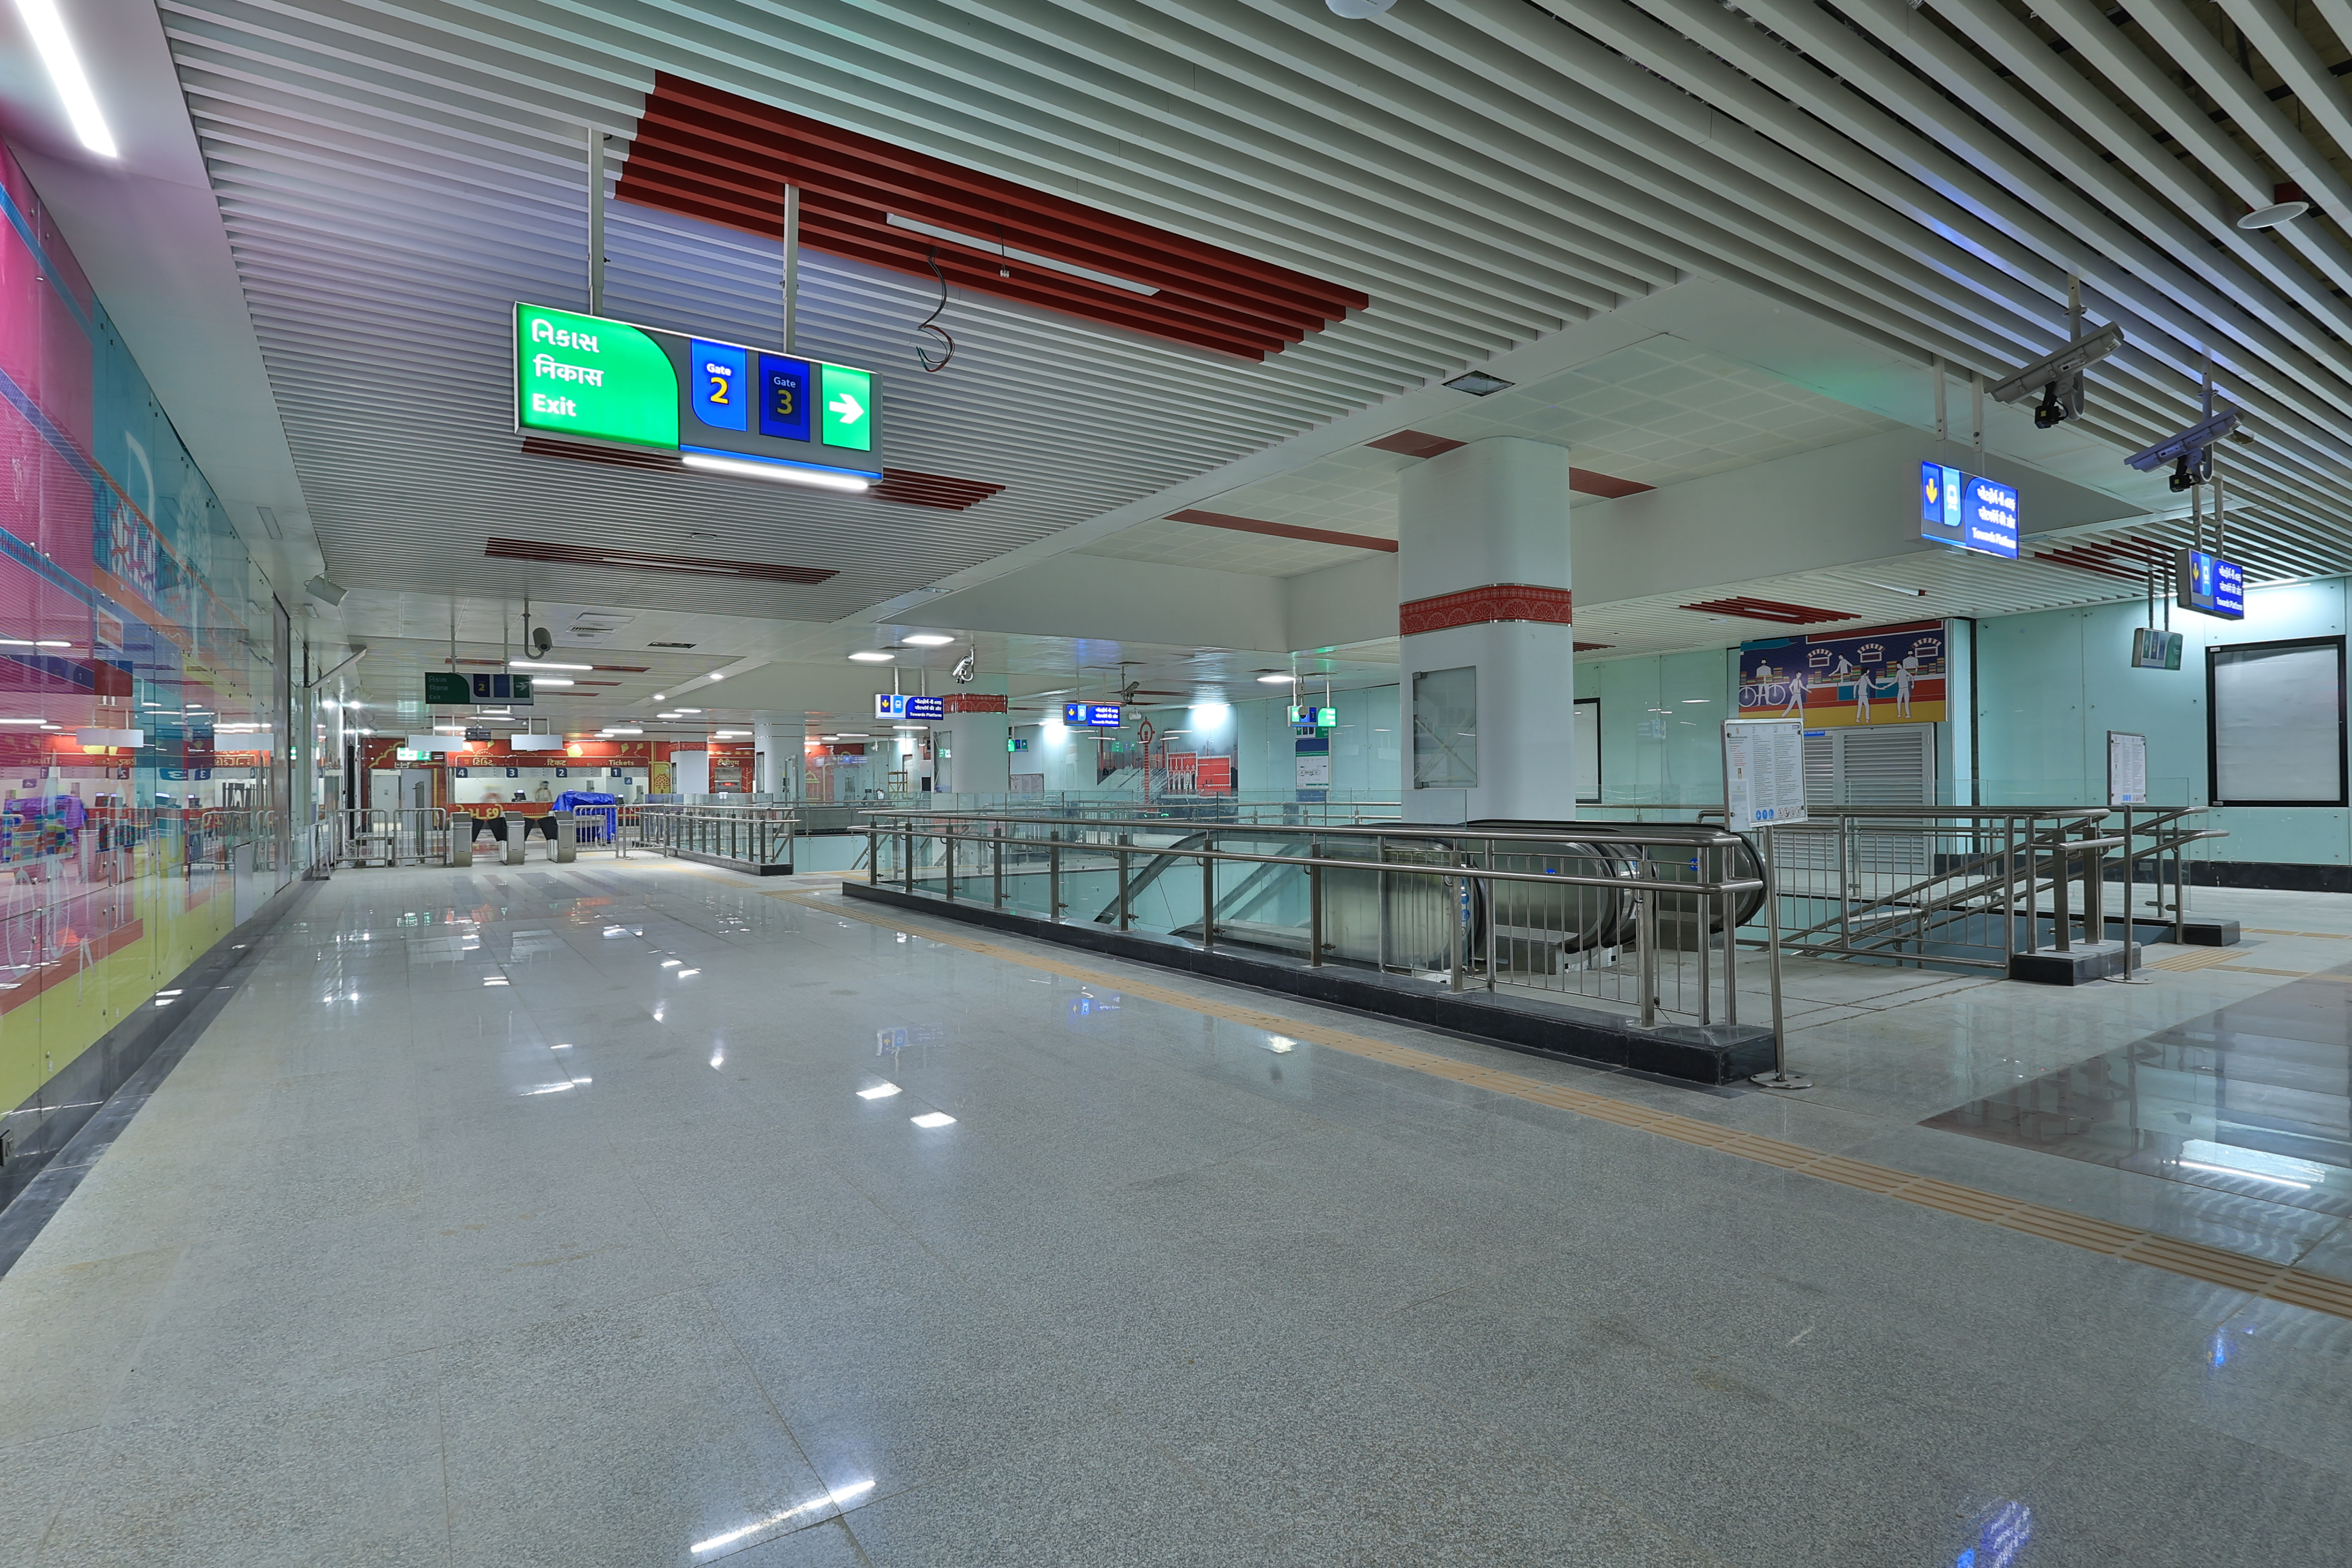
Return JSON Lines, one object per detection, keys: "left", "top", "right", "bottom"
{"left": 914, "top": 245, "right": 955, "bottom": 374}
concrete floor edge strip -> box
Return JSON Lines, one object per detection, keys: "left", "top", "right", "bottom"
{"left": 771, "top": 882, "right": 2352, "bottom": 1325}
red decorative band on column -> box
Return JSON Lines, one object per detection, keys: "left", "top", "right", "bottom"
{"left": 943, "top": 693, "right": 1008, "bottom": 713}
{"left": 1400, "top": 584, "right": 1573, "bottom": 635}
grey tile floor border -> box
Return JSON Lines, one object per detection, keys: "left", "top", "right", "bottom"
{"left": 0, "top": 878, "right": 322, "bottom": 1278}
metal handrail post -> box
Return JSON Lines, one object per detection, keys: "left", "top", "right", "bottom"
{"left": 1048, "top": 833, "right": 1062, "bottom": 921}
{"left": 1749, "top": 825, "right": 1810, "bottom": 1089}
{"left": 903, "top": 824, "right": 915, "bottom": 893}
{"left": 2052, "top": 824, "right": 2072, "bottom": 952}
{"left": 1837, "top": 815, "right": 1853, "bottom": 954}
{"left": 2085, "top": 818, "right": 2106, "bottom": 947}
{"left": 943, "top": 827, "right": 957, "bottom": 901}
{"left": 1199, "top": 835, "right": 1214, "bottom": 950}
{"left": 1308, "top": 856, "right": 1324, "bottom": 967}
{"left": 1448, "top": 860, "right": 1465, "bottom": 993}
{"left": 992, "top": 824, "right": 1005, "bottom": 909}
{"left": 1116, "top": 833, "right": 1132, "bottom": 930}
{"left": 1638, "top": 885, "right": 1659, "bottom": 1029}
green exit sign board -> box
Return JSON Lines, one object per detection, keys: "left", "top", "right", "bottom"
{"left": 514, "top": 305, "right": 882, "bottom": 481}
{"left": 424, "top": 672, "right": 469, "bottom": 704}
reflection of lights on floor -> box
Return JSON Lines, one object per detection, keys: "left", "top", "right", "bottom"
{"left": 2180, "top": 1137, "right": 2330, "bottom": 1188}
{"left": 857, "top": 1083, "right": 901, "bottom": 1099}
{"left": 911, "top": 1111, "right": 956, "bottom": 1128}
{"left": 690, "top": 1480, "right": 876, "bottom": 1555}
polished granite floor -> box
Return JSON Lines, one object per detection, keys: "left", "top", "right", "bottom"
{"left": 4, "top": 860, "right": 2352, "bottom": 1565}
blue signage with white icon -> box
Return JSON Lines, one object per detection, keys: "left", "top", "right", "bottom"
{"left": 1919, "top": 461, "right": 2019, "bottom": 560}
{"left": 875, "top": 694, "right": 947, "bottom": 720}
{"left": 1063, "top": 702, "right": 1122, "bottom": 727}
{"left": 757, "top": 352, "right": 813, "bottom": 443}
{"left": 690, "top": 340, "right": 747, "bottom": 431}
{"left": 2175, "top": 548, "right": 2245, "bottom": 620}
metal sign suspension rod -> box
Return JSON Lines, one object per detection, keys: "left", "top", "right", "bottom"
{"left": 586, "top": 128, "right": 606, "bottom": 315}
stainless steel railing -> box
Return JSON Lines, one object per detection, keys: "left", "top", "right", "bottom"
{"left": 866, "top": 812, "right": 1771, "bottom": 1029}
{"left": 634, "top": 805, "right": 796, "bottom": 869}
{"left": 332, "top": 807, "right": 453, "bottom": 868}
{"left": 1713, "top": 804, "right": 2226, "bottom": 970}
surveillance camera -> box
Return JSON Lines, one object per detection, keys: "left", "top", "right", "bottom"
{"left": 1988, "top": 321, "right": 2125, "bottom": 406}
{"left": 303, "top": 575, "right": 348, "bottom": 606}
{"left": 952, "top": 652, "right": 976, "bottom": 685}
{"left": 2125, "top": 408, "right": 2240, "bottom": 474}
{"left": 530, "top": 625, "right": 553, "bottom": 658}
{"left": 1326, "top": 0, "right": 1396, "bottom": 15}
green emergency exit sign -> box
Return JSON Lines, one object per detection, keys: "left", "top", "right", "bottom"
{"left": 515, "top": 305, "right": 679, "bottom": 449}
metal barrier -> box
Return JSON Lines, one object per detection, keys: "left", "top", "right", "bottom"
{"left": 866, "top": 813, "right": 1769, "bottom": 1028}
{"left": 1718, "top": 804, "right": 2226, "bottom": 970}
{"left": 635, "top": 805, "right": 796, "bottom": 871}
{"left": 333, "top": 807, "right": 453, "bottom": 868}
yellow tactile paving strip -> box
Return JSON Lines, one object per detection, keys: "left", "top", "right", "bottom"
{"left": 733, "top": 876, "right": 2352, "bottom": 1323}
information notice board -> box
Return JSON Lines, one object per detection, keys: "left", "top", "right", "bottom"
{"left": 1723, "top": 718, "right": 1809, "bottom": 830}
{"left": 2107, "top": 730, "right": 2148, "bottom": 806}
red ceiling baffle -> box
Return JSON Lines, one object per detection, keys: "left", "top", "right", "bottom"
{"left": 616, "top": 74, "right": 1366, "bottom": 361}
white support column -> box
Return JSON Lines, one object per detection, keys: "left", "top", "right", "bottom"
{"left": 1396, "top": 438, "right": 1576, "bottom": 824}
{"left": 752, "top": 714, "right": 783, "bottom": 797}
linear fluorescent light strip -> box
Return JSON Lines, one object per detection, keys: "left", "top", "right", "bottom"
{"left": 15, "top": 0, "right": 116, "bottom": 157}
{"left": 680, "top": 450, "right": 872, "bottom": 492}
{"left": 884, "top": 213, "right": 1160, "bottom": 296}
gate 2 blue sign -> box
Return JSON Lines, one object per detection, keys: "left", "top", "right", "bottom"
{"left": 1919, "top": 462, "right": 2020, "bottom": 560}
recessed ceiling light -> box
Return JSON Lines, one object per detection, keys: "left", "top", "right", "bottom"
{"left": 901, "top": 633, "right": 956, "bottom": 646}
{"left": 848, "top": 652, "right": 894, "bottom": 662}
{"left": 2238, "top": 201, "right": 2311, "bottom": 231}
{"left": 677, "top": 708, "right": 703, "bottom": 714}
{"left": 530, "top": 677, "right": 575, "bottom": 686}
{"left": 1445, "top": 369, "right": 1515, "bottom": 396}
{"left": 511, "top": 659, "right": 592, "bottom": 671}
{"left": 605, "top": 726, "right": 643, "bottom": 735}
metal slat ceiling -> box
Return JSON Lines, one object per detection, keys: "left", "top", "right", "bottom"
{"left": 153, "top": 0, "right": 2352, "bottom": 638}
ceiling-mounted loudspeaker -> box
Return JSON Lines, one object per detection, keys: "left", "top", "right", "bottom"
{"left": 1326, "top": 0, "right": 1396, "bottom": 15}
{"left": 303, "top": 575, "right": 347, "bottom": 606}
{"left": 530, "top": 625, "right": 553, "bottom": 658}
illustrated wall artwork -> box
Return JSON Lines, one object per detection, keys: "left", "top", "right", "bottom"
{"left": 1737, "top": 620, "right": 1949, "bottom": 729}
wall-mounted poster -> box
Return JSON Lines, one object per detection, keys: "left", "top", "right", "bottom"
{"left": 1737, "top": 620, "right": 1948, "bottom": 730}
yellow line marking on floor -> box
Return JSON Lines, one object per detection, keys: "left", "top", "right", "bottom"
{"left": 2246, "top": 928, "right": 2352, "bottom": 939}
{"left": 680, "top": 871, "right": 2352, "bottom": 1323}
{"left": 2217, "top": 965, "right": 2326, "bottom": 978}
{"left": 2146, "top": 946, "right": 2245, "bottom": 971}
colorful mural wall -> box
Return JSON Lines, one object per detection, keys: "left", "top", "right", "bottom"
{"left": 0, "top": 142, "right": 281, "bottom": 1135}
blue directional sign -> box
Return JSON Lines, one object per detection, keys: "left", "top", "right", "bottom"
{"left": 1963, "top": 475, "right": 2019, "bottom": 558}
{"left": 757, "top": 353, "right": 813, "bottom": 443}
{"left": 1919, "top": 460, "right": 2019, "bottom": 560}
{"left": 2176, "top": 549, "right": 2245, "bottom": 620}
{"left": 1063, "top": 702, "right": 1122, "bottom": 727}
{"left": 874, "top": 694, "right": 947, "bottom": 720}
{"left": 690, "top": 340, "right": 747, "bottom": 431}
